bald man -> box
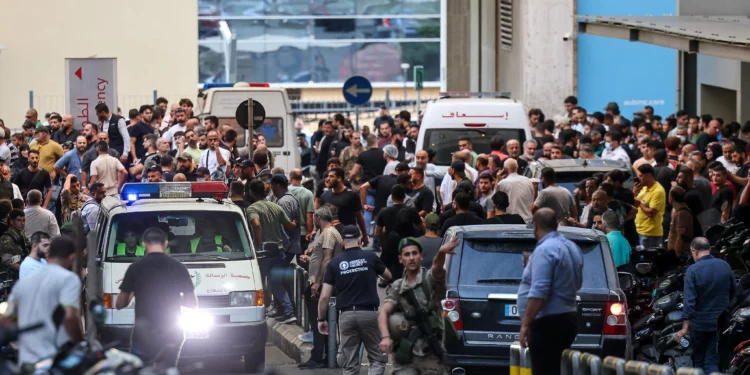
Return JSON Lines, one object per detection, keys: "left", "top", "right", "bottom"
{"left": 80, "top": 132, "right": 121, "bottom": 186}
{"left": 25, "top": 109, "right": 40, "bottom": 127}
{"left": 495, "top": 158, "right": 534, "bottom": 222}
{"left": 52, "top": 114, "right": 81, "bottom": 145}
{"left": 569, "top": 190, "right": 608, "bottom": 229}
{"left": 411, "top": 149, "right": 437, "bottom": 200}
{"left": 518, "top": 207, "right": 582, "bottom": 375}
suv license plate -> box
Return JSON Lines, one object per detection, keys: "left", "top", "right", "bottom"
{"left": 505, "top": 304, "right": 519, "bottom": 317}
{"left": 186, "top": 331, "right": 209, "bottom": 339}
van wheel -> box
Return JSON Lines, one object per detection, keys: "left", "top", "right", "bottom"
{"left": 243, "top": 347, "right": 265, "bottom": 374}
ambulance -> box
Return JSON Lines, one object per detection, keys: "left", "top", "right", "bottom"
{"left": 197, "top": 82, "right": 300, "bottom": 172}
{"left": 84, "top": 182, "right": 267, "bottom": 373}
{"left": 416, "top": 92, "right": 533, "bottom": 175}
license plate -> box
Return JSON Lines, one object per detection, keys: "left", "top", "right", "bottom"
{"left": 504, "top": 304, "right": 519, "bottom": 317}
{"left": 185, "top": 330, "right": 210, "bottom": 339}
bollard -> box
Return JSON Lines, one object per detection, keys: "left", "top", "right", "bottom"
{"left": 676, "top": 369, "right": 705, "bottom": 375}
{"left": 521, "top": 346, "right": 532, "bottom": 375}
{"left": 293, "top": 267, "right": 304, "bottom": 327}
{"left": 602, "top": 356, "right": 627, "bottom": 375}
{"left": 327, "top": 297, "right": 338, "bottom": 369}
{"left": 510, "top": 342, "right": 522, "bottom": 375}
{"left": 624, "top": 360, "right": 650, "bottom": 375}
{"left": 561, "top": 349, "right": 581, "bottom": 375}
{"left": 646, "top": 364, "right": 675, "bottom": 375}
{"left": 579, "top": 352, "right": 602, "bottom": 375}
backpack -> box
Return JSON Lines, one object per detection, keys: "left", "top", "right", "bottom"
{"left": 0, "top": 180, "right": 14, "bottom": 201}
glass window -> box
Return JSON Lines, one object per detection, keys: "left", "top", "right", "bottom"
{"left": 202, "top": 0, "right": 440, "bottom": 17}
{"left": 424, "top": 129, "right": 527, "bottom": 166}
{"left": 105, "top": 211, "right": 254, "bottom": 261}
{"left": 459, "top": 239, "right": 607, "bottom": 289}
{"left": 257, "top": 118, "right": 284, "bottom": 147}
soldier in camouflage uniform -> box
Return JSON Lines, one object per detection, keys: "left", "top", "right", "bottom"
{"left": 0, "top": 209, "right": 30, "bottom": 278}
{"left": 60, "top": 174, "right": 89, "bottom": 225}
{"left": 378, "top": 236, "right": 460, "bottom": 375}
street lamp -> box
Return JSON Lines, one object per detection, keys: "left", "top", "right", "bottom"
{"left": 400, "top": 63, "right": 410, "bottom": 101}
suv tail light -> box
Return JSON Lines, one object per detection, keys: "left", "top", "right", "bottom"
{"left": 603, "top": 301, "right": 627, "bottom": 335}
{"left": 441, "top": 298, "right": 463, "bottom": 330}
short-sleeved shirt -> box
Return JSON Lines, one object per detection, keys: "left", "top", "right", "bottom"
{"left": 199, "top": 147, "right": 232, "bottom": 175}
{"left": 19, "top": 257, "right": 46, "bottom": 279}
{"left": 128, "top": 121, "right": 156, "bottom": 159}
{"left": 13, "top": 168, "right": 51, "bottom": 199}
{"left": 323, "top": 247, "right": 386, "bottom": 309}
{"left": 635, "top": 183, "right": 666, "bottom": 237}
{"left": 120, "top": 253, "right": 194, "bottom": 327}
{"left": 289, "top": 184, "right": 315, "bottom": 236}
{"left": 9, "top": 264, "right": 81, "bottom": 365}
{"left": 606, "top": 230, "right": 631, "bottom": 268}
{"left": 320, "top": 188, "right": 362, "bottom": 226}
{"left": 90, "top": 154, "right": 125, "bottom": 196}
{"left": 273, "top": 193, "right": 302, "bottom": 255}
{"left": 245, "top": 200, "right": 291, "bottom": 246}
{"left": 441, "top": 212, "right": 483, "bottom": 234}
{"left": 357, "top": 148, "right": 387, "bottom": 183}
{"left": 412, "top": 185, "right": 435, "bottom": 214}
{"left": 477, "top": 195, "right": 495, "bottom": 215}
{"left": 309, "top": 225, "right": 343, "bottom": 283}
{"left": 29, "top": 140, "right": 64, "bottom": 173}
{"left": 54, "top": 150, "right": 84, "bottom": 180}
{"left": 51, "top": 129, "right": 81, "bottom": 146}
{"left": 534, "top": 185, "right": 575, "bottom": 222}
{"left": 711, "top": 185, "right": 734, "bottom": 214}
{"left": 368, "top": 174, "right": 399, "bottom": 214}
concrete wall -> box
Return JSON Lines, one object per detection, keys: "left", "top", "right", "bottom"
{"left": 679, "top": 0, "right": 750, "bottom": 16}
{"left": 0, "top": 0, "right": 198, "bottom": 126}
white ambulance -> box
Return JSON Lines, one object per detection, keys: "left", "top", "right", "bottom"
{"left": 85, "top": 182, "right": 267, "bottom": 373}
{"left": 197, "top": 82, "right": 300, "bottom": 172}
{"left": 416, "top": 92, "right": 533, "bottom": 174}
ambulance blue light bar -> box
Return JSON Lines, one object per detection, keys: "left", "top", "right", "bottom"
{"left": 120, "top": 182, "right": 228, "bottom": 202}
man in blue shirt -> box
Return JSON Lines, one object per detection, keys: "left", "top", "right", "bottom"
{"left": 674, "top": 237, "right": 735, "bottom": 373}
{"left": 602, "top": 211, "right": 631, "bottom": 268}
{"left": 53, "top": 135, "right": 87, "bottom": 180}
{"left": 517, "top": 208, "right": 583, "bottom": 375}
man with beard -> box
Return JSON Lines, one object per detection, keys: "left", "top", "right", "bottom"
{"left": 59, "top": 174, "right": 88, "bottom": 225}
{"left": 94, "top": 103, "right": 130, "bottom": 163}
{"left": 162, "top": 108, "right": 188, "bottom": 150}
{"left": 0, "top": 209, "right": 29, "bottom": 278}
{"left": 80, "top": 132, "right": 120, "bottom": 187}
{"left": 321, "top": 168, "right": 368, "bottom": 245}
{"left": 176, "top": 152, "right": 199, "bottom": 181}
{"left": 129, "top": 134, "right": 158, "bottom": 181}
{"left": 19, "top": 231, "right": 49, "bottom": 278}
{"left": 54, "top": 135, "right": 87, "bottom": 180}
{"left": 128, "top": 105, "right": 156, "bottom": 162}
{"left": 52, "top": 114, "right": 81, "bottom": 146}
{"left": 180, "top": 129, "right": 202, "bottom": 165}
{"left": 13, "top": 150, "right": 52, "bottom": 207}
{"left": 81, "top": 122, "right": 98, "bottom": 149}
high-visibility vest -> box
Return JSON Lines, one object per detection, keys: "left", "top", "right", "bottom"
{"left": 116, "top": 243, "right": 145, "bottom": 256}
{"left": 190, "top": 236, "right": 223, "bottom": 253}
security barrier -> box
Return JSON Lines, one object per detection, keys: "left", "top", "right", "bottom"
{"left": 562, "top": 349, "right": 582, "bottom": 375}
{"left": 580, "top": 352, "right": 603, "bottom": 374}
{"left": 676, "top": 369, "right": 705, "bottom": 375}
{"left": 510, "top": 342, "right": 532, "bottom": 375}
{"left": 602, "top": 356, "right": 627, "bottom": 375}
{"left": 327, "top": 297, "right": 338, "bottom": 369}
{"left": 623, "top": 360, "right": 650, "bottom": 375}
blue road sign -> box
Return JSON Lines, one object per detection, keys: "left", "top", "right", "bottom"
{"left": 342, "top": 76, "right": 373, "bottom": 106}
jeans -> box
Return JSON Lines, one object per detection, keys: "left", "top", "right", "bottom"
{"left": 364, "top": 189, "right": 378, "bottom": 250}
{"left": 690, "top": 328, "right": 719, "bottom": 374}
{"left": 259, "top": 255, "right": 293, "bottom": 316}
{"left": 640, "top": 235, "right": 663, "bottom": 248}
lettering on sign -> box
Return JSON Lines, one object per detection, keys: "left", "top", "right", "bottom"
{"left": 230, "top": 273, "right": 250, "bottom": 279}
{"left": 205, "top": 273, "right": 227, "bottom": 279}
{"left": 97, "top": 78, "right": 108, "bottom": 103}
{"left": 206, "top": 288, "right": 227, "bottom": 294}
{"left": 76, "top": 98, "right": 89, "bottom": 121}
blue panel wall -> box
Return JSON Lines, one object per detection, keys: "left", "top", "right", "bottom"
{"left": 577, "top": 0, "right": 677, "bottom": 119}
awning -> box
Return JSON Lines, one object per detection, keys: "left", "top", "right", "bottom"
{"left": 577, "top": 15, "right": 750, "bottom": 62}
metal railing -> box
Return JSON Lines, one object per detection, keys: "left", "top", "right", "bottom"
{"left": 511, "top": 343, "right": 727, "bottom": 375}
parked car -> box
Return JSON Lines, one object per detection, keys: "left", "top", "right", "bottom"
{"left": 441, "top": 225, "right": 631, "bottom": 374}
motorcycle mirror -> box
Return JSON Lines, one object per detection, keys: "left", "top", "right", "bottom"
{"left": 635, "top": 263, "right": 652, "bottom": 275}
{"left": 52, "top": 305, "right": 65, "bottom": 328}
{"left": 617, "top": 272, "right": 634, "bottom": 290}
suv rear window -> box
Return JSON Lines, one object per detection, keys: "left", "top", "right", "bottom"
{"left": 458, "top": 239, "right": 607, "bottom": 289}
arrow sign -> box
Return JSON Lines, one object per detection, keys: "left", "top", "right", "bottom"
{"left": 74, "top": 67, "right": 82, "bottom": 80}
{"left": 342, "top": 76, "right": 373, "bottom": 106}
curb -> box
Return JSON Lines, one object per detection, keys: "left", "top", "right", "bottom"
{"left": 266, "top": 318, "right": 312, "bottom": 364}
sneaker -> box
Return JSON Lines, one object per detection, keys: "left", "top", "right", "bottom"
{"left": 279, "top": 313, "right": 297, "bottom": 324}
{"left": 268, "top": 309, "right": 285, "bottom": 319}
{"left": 298, "top": 359, "right": 326, "bottom": 369}
{"left": 298, "top": 331, "right": 313, "bottom": 343}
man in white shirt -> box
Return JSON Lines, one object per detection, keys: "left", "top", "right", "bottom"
{"left": 601, "top": 132, "right": 631, "bottom": 165}
{"left": 95, "top": 103, "right": 131, "bottom": 163}
{"left": 162, "top": 108, "right": 188, "bottom": 149}
{"left": 717, "top": 142, "right": 740, "bottom": 174}
{"left": 23, "top": 190, "right": 60, "bottom": 240}
{"left": 89, "top": 141, "right": 128, "bottom": 196}
{"left": 1, "top": 165, "right": 23, "bottom": 200}
{"left": 199, "top": 130, "right": 231, "bottom": 177}
{"left": 19, "top": 231, "right": 50, "bottom": 279}
{"left": 495, "top": 158, "right": 534, "bottom": 222}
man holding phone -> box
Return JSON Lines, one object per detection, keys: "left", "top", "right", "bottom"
{"left": 633, "top": 164, "right": 667, "bottom": 248}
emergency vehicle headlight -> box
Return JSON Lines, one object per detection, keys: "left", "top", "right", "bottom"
{"left": 120, "top": 182, "right": 228, "bottom": 201}
{"left": 179, "top": 309, "right": 214, "bottom": 332}
{"left": 230, "top": 291, "right": 258, "bottom": 307}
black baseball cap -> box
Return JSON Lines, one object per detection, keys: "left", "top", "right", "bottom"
{"left": 270, "top": 174, "right": 288, "bottom": 186}
{"left": 341, "top": 225, "right": 361, "bottom": 239}
{"left": 238, "top": 158, "right": 253, "bottom": 168}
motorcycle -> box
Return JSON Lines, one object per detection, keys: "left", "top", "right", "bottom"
{"left": 633, "top": 290, "right": 693, "bottom": 369}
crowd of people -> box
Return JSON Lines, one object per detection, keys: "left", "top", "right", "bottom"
{"left": 0, "top": 94, "right": 744, "bottom": 373}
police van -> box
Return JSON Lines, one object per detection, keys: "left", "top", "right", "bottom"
{"left": 197, "top": 82, "right": 300, "bottom": 172}
{"left": 416, "top": 92, "right": 533, "bottom": 175}
{"left": 84, "top": 182, "right": 267, "bottom": 373}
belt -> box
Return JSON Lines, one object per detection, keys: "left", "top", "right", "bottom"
{"left": 339, "top": 305, "right": 378, "bottom": 312}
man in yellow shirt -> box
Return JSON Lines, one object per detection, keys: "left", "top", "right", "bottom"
{"left": 30, "top": 127, "right": 64, "bottom": 175}
{"left": 633, "top": 164, "right": 666, "bottom": 248}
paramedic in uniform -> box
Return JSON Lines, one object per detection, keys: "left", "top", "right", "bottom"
{"left": 318, "top": 225, "right": 391, "bottom": 375}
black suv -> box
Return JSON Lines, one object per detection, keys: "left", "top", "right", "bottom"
{"left": 441, "top": 225, "right": 631, "bottom": 374}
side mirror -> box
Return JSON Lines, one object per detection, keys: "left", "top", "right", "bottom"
{"left": 618, "top": 272, "right": 635, "bottom": 290}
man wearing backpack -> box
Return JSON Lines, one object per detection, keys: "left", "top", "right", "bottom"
{"left": 81, "top": 183, "right": 106, "bottom": 234}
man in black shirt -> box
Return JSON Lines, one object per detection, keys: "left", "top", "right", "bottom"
{"left": 176, "top": 152, "right": 200, "bottom": 181}
{"left": 483, "top": 191, "right": 525, "bottom": 224}
{"left": 13, "top": 149, "right": 51, "bottom": 205}
{"left": 116, "top": 227, "right": 197, "bottom": 368}
{"left": 439, "top": 182, "right": 486, "bottom": 230}
{"left": 229, "top": 181, "right": 251, "bottom": 211}
{"left": 710, "top": 162, "right": 734, "bottom": 222}
{"left": 320, "top": 167, "right": 368, "bottom": 246}
{"left": 314, "top": 120, "right": 336, "bottom": 179}
{"left": 351, "top": 134, "right": 386, "bottom": 183}
{"left": 409, "top": 166, "right": 434, "bottom": 217}
{"left": 441, "top": 192, "right": 483, "bottom": 234}
{"left": 696, "top": 120, "right": 720, "bottom": 153}
{"left": 318, "top": 225, "right": 390, "bottom": 375}
{"left": 376, "top": 185, "right": 423, "bottom": 281}
{"left": 128, "top": 105, "right": 156, "bottom": 162}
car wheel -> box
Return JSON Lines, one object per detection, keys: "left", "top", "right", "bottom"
{"left": 243, "top": 347, "right": 265, "bottom": 374}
